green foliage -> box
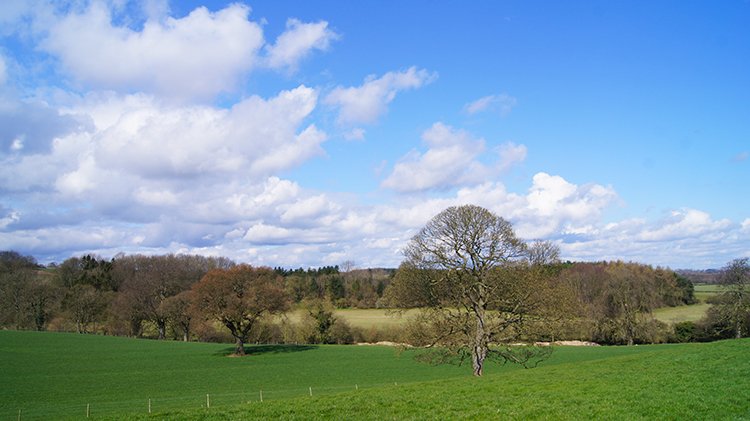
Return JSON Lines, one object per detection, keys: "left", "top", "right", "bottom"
{"left": 326, "top": 275, "right": 345, "bottom": 302}
{"left": 309, "top": 303, "right": 336, "bottom": 344}
{"left": 674, "top": 272, "right": 697, "bottom": 305}
{"left": 673, "top": 321, "right": 695, "bottom": 343}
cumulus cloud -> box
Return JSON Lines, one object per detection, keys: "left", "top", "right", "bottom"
{"left": 79, "top": 85, "right": 324, "bottom": 182}
{"left": 560, "top": 209, "right": 747, "bottom": 268}
{"left": 265, "top": 18, "right": 340, "bottom": 71}
{"left": 0, "top": 82, "right": 329, "bottom": 248}
{"left": 463, "top": 94, "right": 517, "bottom": 116}
{"left": 2, "top": 3, "right": 747, "bottom": 271}
{"left": 324, "top": 67, "right": 438, "bottom": 125}
{"left": 517, "top": 173, "right": 618, "bottom": 239}
{"left": 37, "top": 3, "right": 338, "bottom": 102}
{"left": 381, "top": 123, "right": 527, "bottom": 193}
{"left": 0, "top": 98, "right": 92, "bottom": 155}
{"left": 41, "top": 3, "right": 263, "bottom": 101}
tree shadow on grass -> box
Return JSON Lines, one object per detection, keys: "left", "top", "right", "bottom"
{"left": 214, "top": 344, "right": 319, "bottom": 357}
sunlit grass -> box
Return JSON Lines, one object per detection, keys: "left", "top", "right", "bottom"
{"left": 1, "top": 331, "right": 684, "bottom": 420}
{"left": 116, "top": 339, "right": 750, "bottom": 421}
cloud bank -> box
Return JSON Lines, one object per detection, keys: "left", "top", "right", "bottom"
{"left": 0, "top": 1, "right": 746, "bottom": 270}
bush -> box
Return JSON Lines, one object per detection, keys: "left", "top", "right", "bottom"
{"left": 672, "top": 321, "right": 695, "bottom": 343}
{"left": 329, "top": 319, "right": 355, "bottom": 344}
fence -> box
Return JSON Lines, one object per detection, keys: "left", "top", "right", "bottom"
{"left": 5, "top": 381, "right": 404, "bottom": 420}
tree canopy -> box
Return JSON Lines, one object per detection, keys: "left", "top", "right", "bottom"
{"left": 389, "top": 205, "right": 560, "bottom": 376}
{"left": 192, "top": 264, "right": 288, "bottom": 356}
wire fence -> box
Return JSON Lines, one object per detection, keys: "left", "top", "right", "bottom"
{"left": 4, "top": 381, "right": 404, "bottom": 420}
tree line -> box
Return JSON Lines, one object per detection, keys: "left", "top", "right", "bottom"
{"left": 0, "top": 251, "right": 394, "bottom": 345}
{"left": 1, "top": 213, "right": 747, "bottom": 366}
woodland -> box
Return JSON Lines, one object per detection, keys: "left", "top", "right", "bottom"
{"left": 1, "top": 248, "right": 744, "bottom": 350}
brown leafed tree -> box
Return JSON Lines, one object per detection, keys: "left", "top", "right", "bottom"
{"left": 160, "top": 290, "right": 195, "bottom": 342}
{"left": 389, "top": 205, "right": 556, "bottom": 376}
{"left": 192, "top": 265, "right": 288, "bottom": 356}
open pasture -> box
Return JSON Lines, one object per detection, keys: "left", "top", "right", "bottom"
{"left": 133, "top": 338, "right": 750, "bottom": 420}
{"left": 2, "top": 331, "right": 683, "bottom": 420}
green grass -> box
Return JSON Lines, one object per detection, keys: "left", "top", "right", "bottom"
{"left": 694, "top": 284, "right": 723, "bottom": 293}
{"left": 123, "top": 339, "right": 750, "bottom": 421}
{"left": 3, "top": 332, "right": 748, "bottom": 420}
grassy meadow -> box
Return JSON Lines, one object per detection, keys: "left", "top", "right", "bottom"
{"left": 2, "top": 331, "right": 749, "bottom": 420}
{"left": 131, "top": 339, "right": 750, "bottom": 421}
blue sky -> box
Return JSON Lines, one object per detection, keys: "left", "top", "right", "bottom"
{"left": 0, "top": 0, "right": 748, "bottom": 269}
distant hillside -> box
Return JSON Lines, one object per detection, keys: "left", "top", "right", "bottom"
{"left": 675, "top": 268, "right": 721, "bottom": 284}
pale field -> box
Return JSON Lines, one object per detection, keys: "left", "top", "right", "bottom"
{"left": 278, "top": 300, "right": 713, "bottom": 331}
{"left": 279, "top": 308, "right": 420, "bottom": 329}
{"left": 653, "top": 302, "right": 711, "bottom": 323}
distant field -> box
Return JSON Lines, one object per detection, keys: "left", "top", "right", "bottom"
{"left": 1, "top": 331, "right": 682, "bottom": 421}
{"left": 694, "top": 284, "right": 723, "bottom": 293}
{"left": 653, "top": 303, "right": 711, "bottom": 323}
{"left": 294, "top": 305, "right": 712, "bottom": 330}
{"left": 282, "top": 308, "right": 418, "bottom": 330}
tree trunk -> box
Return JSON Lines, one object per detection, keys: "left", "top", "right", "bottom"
{"left": 157, "top": 319, "right": 167, "bottom": 340}
{"left": 472, "top": 305, "right": 488, "bottom": 376}
{"left": 234, "top": 336, "right": 245, "bottom": 356}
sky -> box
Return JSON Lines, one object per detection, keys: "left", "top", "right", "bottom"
{"left": 0, "top": 0, "right": 748, "bottom": 270}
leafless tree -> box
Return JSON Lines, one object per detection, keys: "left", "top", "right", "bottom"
{"left": 389, "top": 205, "right": 555, "bottom": 376}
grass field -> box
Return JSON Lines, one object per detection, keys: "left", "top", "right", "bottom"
{"left": 0, "top": 331, "right": 701, "bottom": 420}
{"left": 694, "top": 284, "right": 723, "bottom": 293}
{"left": 125, "top": 338, "right": 749, "bottom": 421}
{"left": 283, "top": 308, "right": 417, "bottom": 330}
{"left": 653, "top": 303, "right": 711, "bottom": 323}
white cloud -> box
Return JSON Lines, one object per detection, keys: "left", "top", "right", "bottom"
{"left": 731, "top": 151, "right": 748, "bottom": 163}
{"left": 38, "top": 3, "right": 337, "bottom": 102}
{"left": 324, "top": 67, "right": 437, "bottom": 125}
{"left": 560, "top": 209, "right": 747, "bottom": 268}
{"left": 517, "top": 173, "right": 618, "bottom": 239}
{"left": 42, "top": 3, "right": 264, "bottom": 101}
{"left": 265, "top": 18, "right": 339, "bottom": 71}
{"left": 381, "top": 123, "right": 527, "bottom": 193}
{"left": 463, "top": 94, "right": 517, "bottom": 116}
{"left": 496, "top": 141, "right": 527, "bottom": 174}
{"left": 84, "top": 85, "right": 323, "bottom": 181}
{"left": 343, "top": 128, "right": 365, "bottom": 141}
{"left": 634, "top": 208, "right": 739, "bottom": 242}
{"left": 0, "top": 54, "right": 6, "bottom": 85}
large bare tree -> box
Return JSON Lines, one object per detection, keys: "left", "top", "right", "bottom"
{"left": 389, "top": 205, "right": 556, "bottom": 376}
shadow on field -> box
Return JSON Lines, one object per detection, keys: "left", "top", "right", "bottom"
{"left": 214, "top": 344, "right": 319, "bottom": 357}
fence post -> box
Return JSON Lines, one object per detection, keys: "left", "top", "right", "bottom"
{"left": 149, "top": 399, "right": 151, "bottom": 413}
{"left": 207, "top": 394, "right": 210, "bottom": 409}
{"left": 309, "top": 386, "right": 312, "bottom": 396}
{"left": 87, "top": 404, "right": 90, "bottom": 418}
{"left": 260, "top": 391, "right": 263, "bottom": 402}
